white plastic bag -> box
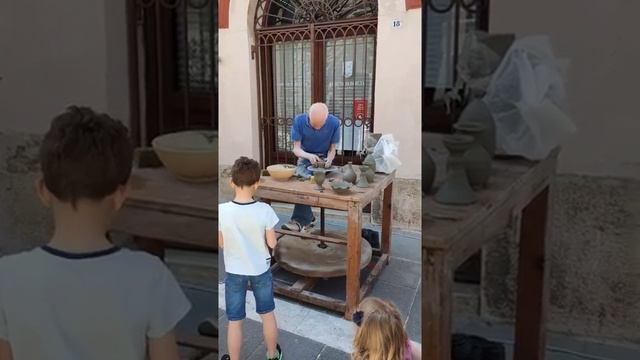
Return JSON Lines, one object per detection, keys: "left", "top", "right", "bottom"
{"left": 372, "top": 134, "right": 402, "bottom": 174}
{"left": 484, "top": 36, "right": 576, "bottom": 160}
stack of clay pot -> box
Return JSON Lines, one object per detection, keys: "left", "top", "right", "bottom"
{"left": 426, "top": 99, "right": 496, "bottom": 206}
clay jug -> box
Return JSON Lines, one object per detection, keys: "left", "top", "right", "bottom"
{"left": 423, "top": 144, "right": 435, "bottom": 194}
{"left": 453, "top": 123, "right": 492, "bottom": 189}
{"left": 363, "top": 154, "right": 377, "bottom": 172}
{"left": 343, "top": 162, "right": 357, "bottom": 184}
{"left": 457, "top": 99, "right": 496, "bottom": 157}
{"left": 361, "top": 165, "right": 375, "bottom": 183}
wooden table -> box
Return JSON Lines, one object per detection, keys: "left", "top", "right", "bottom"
{"left": 110, "top": 167, "right": 218, "bottom": 358}
{"left": 256, "top": 171, "right": 395, "bottom": 319}
{"left": 423, "top": 133, "right": 558, "bottom": 360}
{"left": 111, "top": 167, "right": 217, "bottom": 256}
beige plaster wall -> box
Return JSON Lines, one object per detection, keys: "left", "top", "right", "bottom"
{"left": 0, "top": 0, "right": 129, "bottom": 132}
{"left": 491, "top": 0, "right": 640, "bottom": 179}
{"left": 218, "top": 0, "right": 261, "bottom": 166}
{"left": 218, "top": 0, "right": 422, "bottom": 180}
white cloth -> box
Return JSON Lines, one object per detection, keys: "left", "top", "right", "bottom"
{"left": 0, "top": 247, "right": 191, "bottom": 360}
{"left": 219, "top": 201, "right": 280, "bottom": 276}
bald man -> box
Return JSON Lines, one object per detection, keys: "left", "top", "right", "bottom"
{"left": 283, "top": 103, "right": 341, "bottom": 232}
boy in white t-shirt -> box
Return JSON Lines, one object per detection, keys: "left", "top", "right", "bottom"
{"left": 0, "top": 106, "right": 191, "bottom": 360}
{"left": 218, "top": 157, "right": 283, "bottom": 360}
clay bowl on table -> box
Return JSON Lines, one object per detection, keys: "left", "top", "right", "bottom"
{"left": 330, "top": 180, "right": 352, "bottom": 195}
{"left": 151, "top": 130, "right": 217, "bottom": 183}
{"left": 266, "top": 164, "right": 296, "bottom": 181}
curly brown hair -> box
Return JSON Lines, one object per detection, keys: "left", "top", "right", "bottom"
{"left": 231, "top": 156, "right": 261, "bottom": 187}
{"left": 39, "top": 106, "right": 133, "bottom": 206}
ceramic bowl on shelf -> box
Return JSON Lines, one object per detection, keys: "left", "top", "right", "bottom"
{"left": 151, "top": 130, "right": 217, "bottom": 183}
{"left": 266, "top": 164, "right": 296, "bottom": 181}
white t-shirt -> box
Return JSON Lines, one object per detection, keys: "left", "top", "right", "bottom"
{"left": 219, "top": 200, "right": 280, "bottom": 276}
{"left": 0, "top": 246, "right": 191, "bottom": 360}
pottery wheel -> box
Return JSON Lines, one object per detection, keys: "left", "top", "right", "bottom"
{"left": 274, "top": 231, "right": 373, "bottom": 278}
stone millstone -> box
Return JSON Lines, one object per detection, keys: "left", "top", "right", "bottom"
{"left": 274, "top": 231, "right": 373, "bottom": 278}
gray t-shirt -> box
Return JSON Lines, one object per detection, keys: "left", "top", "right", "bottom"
{"left": 0, "top": 246, "right": 191, "bottom": 360}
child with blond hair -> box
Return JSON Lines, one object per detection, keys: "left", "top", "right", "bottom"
{"left": 351, "top": 297, "right": 421, "bottom": 360}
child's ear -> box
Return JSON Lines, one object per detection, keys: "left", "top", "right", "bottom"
{"left": 34, "top": 178, "right": 51, "bottom": 208}
{"left": 113, "top": 182, "right": 130, "bottom": 211}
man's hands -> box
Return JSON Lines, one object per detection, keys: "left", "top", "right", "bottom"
{"left": 307, "top": 154, "right": 321, "bottom": 165}
{"left": 324, "top": 159, "right": 333, "bottom": 168}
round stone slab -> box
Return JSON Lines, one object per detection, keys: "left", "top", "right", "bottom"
{"left": 274, "top": 231, "right": 373, "bottom": 278}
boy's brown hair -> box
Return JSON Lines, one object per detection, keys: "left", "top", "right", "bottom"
{"left": 231, "top": 156, "right": 261, "bottom": 187}
{"left": 39, "top": 106, "right": 133, "bottom": 206}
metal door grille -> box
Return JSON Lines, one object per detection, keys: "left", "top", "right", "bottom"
{"left": 254, "top": 0, "right": 377, "bottom": 167}
{"left": 126, "top": 0, "right": 218, "bottom": 146}
{"left": 423, "top": 0, "right": 489, "bottom": 132}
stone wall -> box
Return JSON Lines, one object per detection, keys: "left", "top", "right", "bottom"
{"left": 0, "top": 133, "right": 52, "bottom": 255}
{"left": 482, "top": 174, "right": 640, "bottom": 344}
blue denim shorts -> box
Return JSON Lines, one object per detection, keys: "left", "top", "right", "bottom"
{"left": 225, "top": 270, "right": 275, "bottom": 321}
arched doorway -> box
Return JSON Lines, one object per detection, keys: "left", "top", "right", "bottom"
{"left": 253, "top": 0, "right": 378, "bottom": 166}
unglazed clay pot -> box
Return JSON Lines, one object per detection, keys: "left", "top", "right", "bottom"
{"left": 454, "top": 122, "right": 492, "bottom": 189}
{"left": 434, "top": 134, "right": 476, "bottom": 205}
{"left": 342, "top": 162, "right": 357, "bottom": 184}
{"left": 363, "top": 154, "right": 377, "bottom": 172}
{"left": 361, "top": 165, "right": 375, "bottom": 183}
{"left": 423, "top": 143, "right": 435, "bottom": 194}
{"left": 151, "top": 130, "right": 218, "bottom": 183}
{"left": 457, "top": 99, "right": 496, "bottom": 157}
{"left": 313, "top": 169, "right": 326, "bottom": 190}
{"left": 356, "top": 173, "right": 369, "bottom": 188}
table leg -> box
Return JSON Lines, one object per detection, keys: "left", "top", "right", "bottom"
{"left": 423, "top": 247, "right": 452, "bottom": 360}
{"left": 345, "top": 202, "right": 363, "bottom": 320}
{"left": 320, "top": 207, "right": 325, "bottom": 235}
{"left": 381, "top": 182, "right": 393, "bottom": 259}
{"left": 514, "top": 186, "right": 550, "bottom": 360}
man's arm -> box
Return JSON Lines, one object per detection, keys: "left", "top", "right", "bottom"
{"left": 0, "top": 340, "right": 13, "bottom": 360}
{"left": 148, "top": 331, "right": 180, "bottom": 360}
{"left": 325, "top": 143, "right": 337, "bottom": 167}
{"left": 218, "top": 231, "right": 224, "bottom": 249}
{"left": 293, "top": 141, "right": 320, "bottom": 164}
{"left": 266, "top": 228, "right": 277, "bottom": 249}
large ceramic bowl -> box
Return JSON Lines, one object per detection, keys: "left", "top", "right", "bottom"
{"left": 151, "top": 130, "right": 218, "bottom": 183}
{"left": 267, "top": 164, "right": 296, "bottom": 181}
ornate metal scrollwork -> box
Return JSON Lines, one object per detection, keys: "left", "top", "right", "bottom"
{"left": 255, "top": 0, "right": 377, "bottom": 29}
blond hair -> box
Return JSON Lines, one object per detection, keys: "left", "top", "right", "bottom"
{"left": 352, "top": 297, "right": 408, "bottom": 360}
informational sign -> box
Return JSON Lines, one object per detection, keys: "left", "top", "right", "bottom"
{"left": 353, "top": 99, "right": 368, "bottom": 120}
{"left": 344, "top": 61, "right": 353, "bottom": 78}
{"left": 391, "top": 19, "right": 402, "bottom": 28}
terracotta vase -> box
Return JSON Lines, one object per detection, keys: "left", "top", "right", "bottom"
{"left": 453, "top": 123, "right": 492, "bottom": 189}
{"left": 342, "top": 162, "right": 357, "bottom": 184}
{"left": 423, "top": 144, "right": 435, "bottom": 194}
{"left": 363, "top": 154, "right": 377, "bottom": 172}
{"left": 457, "top": 99, "right": 496, "bottom": 157}
{"left": 434, "top": 134, "right": 476, "bottom": 205}
{"left": 361, "top": 165, "right": 375, "bottom": 183}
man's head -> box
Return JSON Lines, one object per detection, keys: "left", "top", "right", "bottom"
{"left": 38, "top": 106, "right": 133, "bottom": 211}
{"left": 308, "top": 103, "right": 329, "bottom": 128}
{"left": 230, "top": 156, "right": 261, "bottom": 192}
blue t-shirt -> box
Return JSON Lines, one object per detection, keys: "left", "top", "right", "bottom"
{"left": 291, "top": 113, "right": 341, "bottom": 156}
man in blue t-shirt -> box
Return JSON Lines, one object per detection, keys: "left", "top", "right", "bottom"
{"left": 283, "top": 102, "right": 341, "bottom": 232}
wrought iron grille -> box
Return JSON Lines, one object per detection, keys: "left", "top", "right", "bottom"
{"left": 423, "top": 0, "right": 489, "bottom": 133}
{"left": 254, "top": 0, "right": 377, "bottom": 167}
{"left": 127, "top": 0, "right": 217, "bottom": 146}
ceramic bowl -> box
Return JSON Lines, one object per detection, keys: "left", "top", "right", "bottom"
{"left": 151, "top": 130, "right": 218, "bottom": 183}
{"left": 330, "top": 180, "right": 352, "bottom": 195}
{"left": 267, "top": 164, "right": 296, "bottom": 181}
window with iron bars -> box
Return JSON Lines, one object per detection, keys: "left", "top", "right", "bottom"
{"left": 422, "top": 0, "right": 489, "bottom": 134}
